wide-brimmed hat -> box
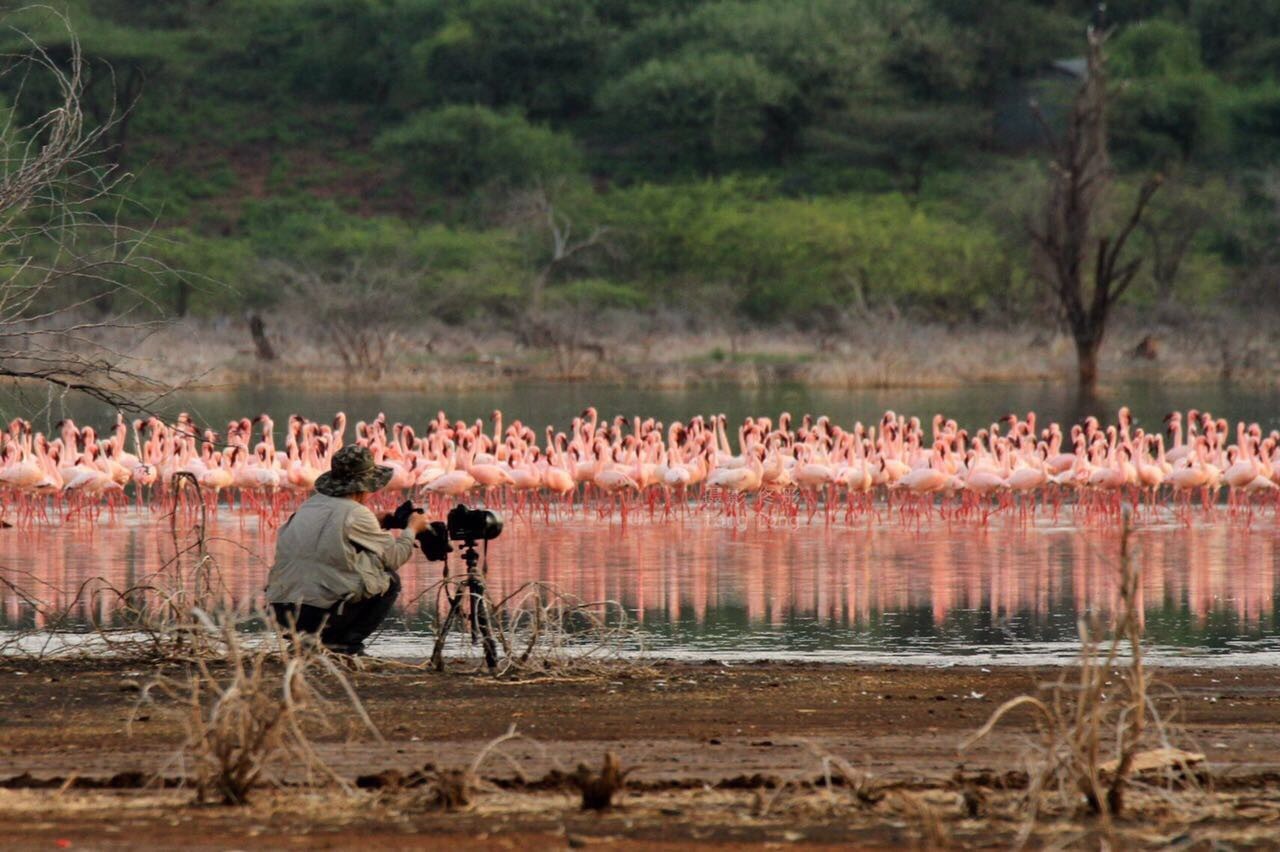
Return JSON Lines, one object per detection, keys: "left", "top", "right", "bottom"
{"left": 314, "top": 445, "right": 393, "bottom": 497}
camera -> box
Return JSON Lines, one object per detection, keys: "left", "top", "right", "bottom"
{"left": 380, "top": 500, "right": 452, "bottom": 562}
{"left": 447, "top": 504, "right": 503, "bottom": 542}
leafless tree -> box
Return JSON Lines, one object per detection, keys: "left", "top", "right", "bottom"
{"left": 504, "top": 186, "right": 611, "bottom": 352}
{"left": 1029, "top": 26, "right": 1162, "bottom": 395}
{"left": 276, "top": 261, "right": 416, "bottom": 379}
{"left": 0, "top": 10, "right": 174, "bottom": 411}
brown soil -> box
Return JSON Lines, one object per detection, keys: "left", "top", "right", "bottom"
{"left": 2, "top": 659, "right": 1279, "bottom": 849}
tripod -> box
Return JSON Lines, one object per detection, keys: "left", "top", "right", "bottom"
{"left": 430, "top": 539, "right": 499, "bottom": 671}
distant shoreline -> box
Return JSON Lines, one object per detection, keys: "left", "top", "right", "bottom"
{"left": 8, "top": 313, "right": 1277, "bottom": 395}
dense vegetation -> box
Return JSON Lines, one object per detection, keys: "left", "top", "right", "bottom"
{"left": 3, "top": 0, "right": 1278, "bottom": 342}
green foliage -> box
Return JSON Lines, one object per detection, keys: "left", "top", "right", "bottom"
{"left": 1108, "top": 20, "right": 1225, "bottom": 166}
{"left": 603, "top": 182, "right": 1012, "bottom": 322}
{"left": 1191, "top": 0, "right": 1280, "bottom": 72}
{"left": 194, "top": 0, "right": 446, "bottom": 106}
{"left": 1111, "top": 20, "right": 1204, "bottom": 79}
{"left": 607, "top": 0, "right": 886, "bottom": 160}
{"left": 0, "top": 0, "right": 1262, "bottom": 329}
{"left": 413, "top": 0, "right": 609, "bottom": 119}
{"left": 881, "top": 1, "right": 978, "bottom": 101}
{"left": 547, "top": 278, "right": 649, "bottom": 311}
{"left": 1112, "top": 72, "right": 1227, "bottom": 166}
{"left": 238, "top": 198, "right": 518, "bottom": 272}
{"left": 375, "top": 105, "right": 582, "bottom": 196}
{"left": 1228, "top": 37, "right": 1280, "bottom": 84}
{"left": 806, "top": 103, "right": 987, "bottom": 195}
{"left": 928, "top": 0, "right": 1078, "bottom": 97}
{"left": 598, "top": 52, "right": 791, "bottom": 172}
{"left": 1227, "top": 82, "right": 1280, "bottom": 164}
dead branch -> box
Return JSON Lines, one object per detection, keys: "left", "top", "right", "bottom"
{"left": 0, "top": 8, "right": 176, "bottom": 409}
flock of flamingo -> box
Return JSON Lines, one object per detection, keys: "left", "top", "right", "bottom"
{"left": 0, "top": 406, "right": 1277, "bottom": 527}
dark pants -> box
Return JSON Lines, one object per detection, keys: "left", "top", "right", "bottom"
{"left": 271, "top": 573, "right": 400, "bottom": 654}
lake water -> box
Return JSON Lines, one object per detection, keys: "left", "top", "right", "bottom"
{"left": 4, "top": 379, "right": 1280, "bottom": 438}
{"left": 1, "top": 507, "right": 1277, "bottom": 665}
{"left": 1, "top": 381, "right": 1278, "bottom": 664}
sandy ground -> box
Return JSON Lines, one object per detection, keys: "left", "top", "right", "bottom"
{"left": 2, "top": 659, "right": 1279, "bottom": 848}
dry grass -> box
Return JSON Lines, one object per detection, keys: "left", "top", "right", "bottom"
{"left": 398, "top": 576, "right": 646, "bottom": 679}
{"left": 391, "top": 725, "right": 562, "bottom": 814}
{"left": 489, "top": 582, "right": 645, "bottom": 677}
{"left": 754, "top": 744, "right": 885, "bottom": 818}
{"left": 744, "top": 742, "right": 964, "bottom": 847}
{"left": 106, "top": 310, "right": 1280, "bottom": 391}
{"left": 962, "top": 512, "right": 1209, "bottom": 844}
{"left": 136, "top": 612, "right": 381, "bottom": 805}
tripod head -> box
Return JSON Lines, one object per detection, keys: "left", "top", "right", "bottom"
{"left": 457, "top": 538, "right": 483, "bottom": 571}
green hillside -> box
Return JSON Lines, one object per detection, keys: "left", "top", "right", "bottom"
{"left": 2, "top": 0, "right": 1277, "bottom": 336}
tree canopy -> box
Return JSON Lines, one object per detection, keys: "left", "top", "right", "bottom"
{"left": 0, "top": 0, "right": 1270, "bottom": 333}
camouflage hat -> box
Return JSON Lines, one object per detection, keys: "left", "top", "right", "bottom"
{"left": 314, "top": 444, "right": 393, "bottom": 497}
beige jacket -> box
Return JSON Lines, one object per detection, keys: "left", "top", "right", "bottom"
{"left": 265, "top": 492, "right": 416, "bottom": 608}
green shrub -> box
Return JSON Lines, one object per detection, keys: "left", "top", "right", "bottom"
{"left": 601, "top": 181, "right": 1013, "bottom": 323}
{"left": 374, "top": 105, "right": 582, "bottom": 195}
{"left": 1111, "top": 20, "right": 1204, "bottom": 79}
{"left": 1227, "top": 82, "right": 1280, "bottom": 164}
{"left": 599, "top": 52, "right": 790, "bottom": 173}
{"left": 1111, "top": 72, "right": 1228, "bottom": 166}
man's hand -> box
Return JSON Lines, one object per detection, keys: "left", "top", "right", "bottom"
{"left": 405, "top": 511, "right": 431, "bottom": 536}
{"left": 382, "top": 500, "right": 422, "bottom": 531}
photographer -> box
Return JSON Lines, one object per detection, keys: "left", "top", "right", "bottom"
{"left": 265, "top": 444, "right": 431, "bottom": 655}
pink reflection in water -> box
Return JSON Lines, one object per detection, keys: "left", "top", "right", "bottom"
{"left": 0, "top": 514, "right": 1277, "bottom": 645}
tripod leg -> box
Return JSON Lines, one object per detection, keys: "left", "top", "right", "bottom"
{"left": 467, "top": 576, "right": 500, "bottom": 672}
{"left": 430, "top": 585, "right": 467, "bottom": 671}
{"left": 474, "top": 592, "right": 499, "bottom": 671}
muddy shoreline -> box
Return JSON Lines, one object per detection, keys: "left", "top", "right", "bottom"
{"left": 2, "top": 659, "right": 1278, "bottom": 848}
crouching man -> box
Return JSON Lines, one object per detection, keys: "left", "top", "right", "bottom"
{"left": 265, "top": 444, "right": 429, "bottom": 655}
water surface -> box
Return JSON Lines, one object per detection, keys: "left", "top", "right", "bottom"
{"left": 4, "top": 380, "right": 1279, "bottom": 437}
{"left": 2, "top": 510, "right": 1277, "bottom": 664}
{"left": 2, "top": 380, "right": 1278, "bottom": 663}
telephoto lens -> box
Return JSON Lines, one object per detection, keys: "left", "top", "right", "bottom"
{"left": 446, "top": 504, "right": 504, "bottom": 542}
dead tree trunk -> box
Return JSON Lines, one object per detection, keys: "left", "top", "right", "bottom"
{"left": 1029, "top": 26, "right": 1162, "bottom": 395}
{"left": 247, "top": 314, "right": 276, "bottom": 361}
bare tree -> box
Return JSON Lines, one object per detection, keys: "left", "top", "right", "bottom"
{"left": 504, "top": 186, "right": 611, "bottom": 345}
{"left": 0, "top": 10, "right": 174, "bottom": 411}
{"left": 1029, "top": 26, "right": 1162, "bottom": 395}
{"left": 276, "top": 261, "right": 416, "bottom": 379}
